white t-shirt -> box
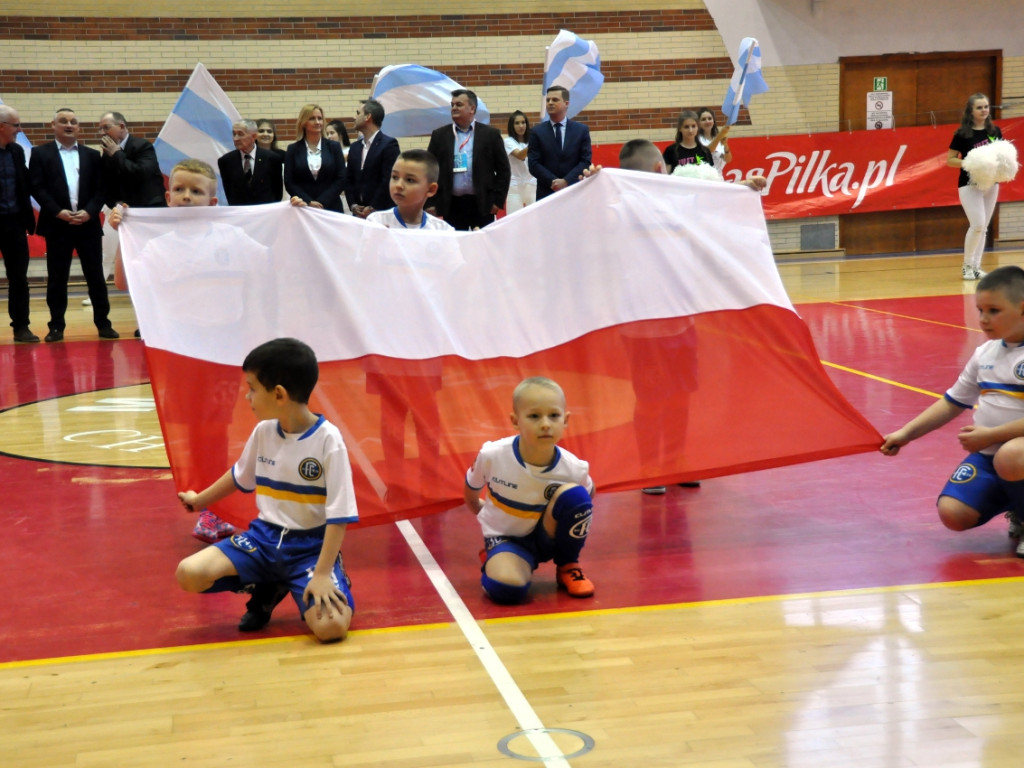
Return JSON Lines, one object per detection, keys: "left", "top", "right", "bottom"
{"left": 504, "top": 136, "right": 536, "bottom": 189}
{"left": 366, "top": 207, "right": 455, "bottom": 230}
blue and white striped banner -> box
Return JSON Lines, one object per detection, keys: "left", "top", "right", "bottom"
{"left": 153, "top": 63, "right": 241, "bottom": 205}
{"left": 372, "top": 64, "right": 489, "bottom": 138}
{"left": 542, "top": 30, "right": 604, "bottom": 121}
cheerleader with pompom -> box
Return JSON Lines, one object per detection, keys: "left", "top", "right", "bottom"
{"left": 947, "top": 93, "right": 1013, "bottom": 280}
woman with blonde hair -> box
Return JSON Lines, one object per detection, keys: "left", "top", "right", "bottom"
{"left": 284, "top": 103, "right": 347, "bottom": 212}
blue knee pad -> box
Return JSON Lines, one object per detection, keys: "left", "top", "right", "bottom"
{"left": 481, "top": 574, "right": 530, "bottom": 604}
{"left": 550, "top": 485, "right": 593, "bottom": 565}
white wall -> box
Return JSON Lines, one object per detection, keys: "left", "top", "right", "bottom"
{"left": 705, "top": 0, "right": 1024, "bottom": 66}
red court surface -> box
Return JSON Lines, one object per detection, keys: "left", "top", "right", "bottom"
{"left": 3, "top": 293, "right": 1022, "bottom": 664}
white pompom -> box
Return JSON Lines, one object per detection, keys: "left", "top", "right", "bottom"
{"left": 671, "top": 163, "right": 723, "bottom": 182}
{"left": 962, "top": 139, "right": 1019, "bottom": 191}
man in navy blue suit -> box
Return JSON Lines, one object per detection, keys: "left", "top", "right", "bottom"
{"left": 345, "top": 99, "right": 400, "bottom": 218}
{"left": 30, "top": 108, "right": 118, "bottom": 342}
{"left": 528, "top": 86, "right": 592, "bottom": 200}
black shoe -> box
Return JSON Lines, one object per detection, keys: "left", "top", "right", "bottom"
{"left": 44, "top": 329, "right": 64, "bottom": 343}
{"left": 238, "top": 583, "right": 290, "bottom": 632}
{"left": 13, "top": 327, "right": 40, "bottom": 343}
{"left": 678, "top": 481, "right": 701, "bottom": 488}
{"left": 133, "top": 328, "right": 141, "bottom": 338}
{"left": 97, "top": 327, "right": 120, "bottom": 340}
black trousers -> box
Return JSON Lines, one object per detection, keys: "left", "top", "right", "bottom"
{"left": 0, "top": 214, "right": 32, "bottom": 330}
{"left": 44, "top": 225, "right": 111, "bottom": 332}
{"left": 446, "top": 194, "right": 494, "bottom": 231}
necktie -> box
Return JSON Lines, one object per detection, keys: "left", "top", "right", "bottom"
{"left": 243, "top": 154, "right": 252, "bottom": 183}
{"left": 554, "top": 122, "right": 563, "bottom": 149}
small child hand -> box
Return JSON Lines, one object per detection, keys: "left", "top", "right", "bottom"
{"left": 879, "top": 433, "right": 907, "bottom": 456}
{"left": 108, "top": 203, "right": 128, "bottom": 229}
{"left": 289, "top": 196, "right": 307, "bottom": 207}
{"left": 178, "top": 490, "right": 200, "bottom": 512}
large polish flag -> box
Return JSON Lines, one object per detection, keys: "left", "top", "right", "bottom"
{"left": 153, "top": 63, "right": 241, "bottom": 204}
{"left": 118, "top": 170, "right": 882, "bottom": 527}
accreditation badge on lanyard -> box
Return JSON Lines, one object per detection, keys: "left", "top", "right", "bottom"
{"left": 454, "top": 127, "right": 471, "bottom": 173}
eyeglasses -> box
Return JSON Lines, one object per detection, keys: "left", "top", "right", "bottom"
{"left": 0, "top": 121, "right": 21, "bottom": 129}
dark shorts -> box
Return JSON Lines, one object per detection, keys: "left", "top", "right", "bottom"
{"left": 939, "top": 452, "right": 1010, "bottom": 526}
{"left": 482, "top": 524, "right": 555, "bottom": 572}
{"left": 215, "top": 518, "right": 355, "bottom": 614}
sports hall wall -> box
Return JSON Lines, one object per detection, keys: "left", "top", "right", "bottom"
{"left": 3, "top": 0, "right": 1023, "bottom": 252}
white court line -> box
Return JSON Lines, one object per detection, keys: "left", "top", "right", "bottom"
{"left": 395, "top": 519, "right": 573, "bottom": 767}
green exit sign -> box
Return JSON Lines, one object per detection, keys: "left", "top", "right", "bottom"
{"left": 873, "top": 77, "right": 888, "bottom": 90}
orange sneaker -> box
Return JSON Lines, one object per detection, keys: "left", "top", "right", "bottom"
{"left": 556, "top": 563, "right": 594, "bottom": 598}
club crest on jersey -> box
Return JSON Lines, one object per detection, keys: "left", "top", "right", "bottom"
{"left": 298, "top": 457, "right": 323, "bottom": 481}
{"left": 1015, "top": 361, "right": 1024, "bottom": 380}
{"left": 950, "top": 463, "right": 977, "bottom": 483}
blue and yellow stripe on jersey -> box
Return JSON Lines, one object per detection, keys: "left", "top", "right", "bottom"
{"left": 255, "top": 476, "right": 328, "bottom": 504}
{"left": 486, "top": 487, "right": 546, "bottom": 521}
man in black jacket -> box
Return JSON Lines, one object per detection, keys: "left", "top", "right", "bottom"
{"left": 0, "top": 104, "right": 40, "bottom": 343}
{"left": 98, "top": 111, "right": 166, "bottom": 208}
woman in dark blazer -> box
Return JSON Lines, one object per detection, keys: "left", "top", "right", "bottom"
{"left": 284, "top": 103, "right": 347, "bottom": 212}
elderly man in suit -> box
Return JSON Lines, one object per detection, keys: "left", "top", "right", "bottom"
{"left": 30, "top": 108, "right": 118, "bottom": 342}
{"left": 218, "top": 119, "right": 284, "bottom": 205}
{"left": 344, "top": 99, "right": 400, "bottom": 219}
{"left": 0, "top": 104, "right": 41, "bottom": 343}
{"left": 425, "top": 89, "right": 510, "bottom": 230}
{"left": 98, "top": 111, "right": 166, "bottom": 208}
{"left": 528, "top": 86, "right": 592, "bottom": 200}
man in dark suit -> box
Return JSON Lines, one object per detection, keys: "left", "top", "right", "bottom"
{"left": 425, "top": 89, "right": 510, "bottom": 230}
{"left": 218, "top": 119, "right": 284, "bottom": 205}
{"left": 98, "top": 111, "right": 166, "bottom": 208}
{"left": 528, "top": 86, "right": 592, "bottom": 200}
{"left": 0, "top": 104, "right": 41, "bottom": 343}
{"left": 344, "top": 99, "right": 400, "bottom": 218}
{"left": 30, "top": 108, "right": 118, "bottom": 342}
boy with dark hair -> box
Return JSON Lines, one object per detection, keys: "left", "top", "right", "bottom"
{"left": 367, "top": 149, "right": 453, "bottom": 230}
{"left": 882, "top": 266, "right": 1024, "bottom": 555}
{"left": 174, "top": 337, "right": 357, "bottom": 641}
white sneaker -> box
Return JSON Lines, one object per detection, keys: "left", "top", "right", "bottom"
{"left": 974, "top": 266, "right": 988, "bottom": 279}
{"left": 1016, "top": 537, "right": 1024, "bottom": 559}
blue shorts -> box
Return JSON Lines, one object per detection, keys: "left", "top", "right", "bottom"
{"left": 215, "top": 518, "right": 355, "bottom": 614}
{"left": 482, "top": 525, "right": 555, "bottom": 572}
{"left": 939, "top": 453, "right": 1011, "bottom": 526}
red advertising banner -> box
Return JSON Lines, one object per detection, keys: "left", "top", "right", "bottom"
{"left": 592, "top": 117, "right": 1024, "bottom": 220}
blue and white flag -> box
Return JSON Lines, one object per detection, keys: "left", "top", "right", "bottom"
{"left": 153, "top": 63, "right": 241, "bottom": 205}
{"left": 372, "top": 64, "right": 489, "bottom": 137}
{"left": 542, "top": 30, "right": 604, "bottom": 121}
{"left": 722, "top": 37, "right": 769, "bottom": 126}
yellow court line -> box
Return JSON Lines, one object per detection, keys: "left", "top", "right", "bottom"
{"left": 821, "top": 360, "right": 943, "bottom": 398}
{"left": 7, "top": 576, "right": 1024, "bottom": 671}
{"left": 828, "top": 300, "right": 982, "bottom": 333}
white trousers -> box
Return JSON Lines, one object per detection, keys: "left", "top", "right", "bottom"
{"left": 505, "top": 183, "right": 537, "bottom": 214}
{"left": 958, "top": 183, "right": 999, "bottom": 268}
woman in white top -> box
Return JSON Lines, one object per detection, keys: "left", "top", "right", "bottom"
{"left": 503, "top": 110, "right": 537, "bottom": 213}
{"left": 696, "top": 107, "right": 732, "bottom": 174}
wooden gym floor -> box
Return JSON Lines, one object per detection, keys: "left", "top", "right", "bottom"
{"left": 3, "top": 250, "right": 1024, "bottom": 767}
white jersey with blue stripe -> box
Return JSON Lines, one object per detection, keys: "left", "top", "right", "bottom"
{"left": 466, "top": 435, "right": 594, "bottom": 538}
{"left": 232, "top": 415, "right": 359, "bottom": 529}
{"left": 946, "top": 338, "right": 1024, "bottom": 455}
